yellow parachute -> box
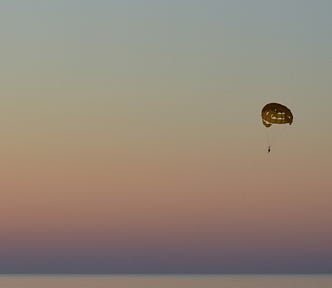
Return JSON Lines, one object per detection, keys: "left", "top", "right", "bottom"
{"left": 261, "top": 103, "right": 293, "bottom": 128}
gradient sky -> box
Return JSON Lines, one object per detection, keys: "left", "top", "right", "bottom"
{"left": 0, "top": 0, "right": 332, "bottom": 273}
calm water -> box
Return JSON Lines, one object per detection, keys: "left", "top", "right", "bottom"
{"left": 0, "top": 275, "right": 331, "bottom": 288}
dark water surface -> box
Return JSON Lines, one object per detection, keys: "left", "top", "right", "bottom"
{"left": 0, "top": 275, "right": 331, "bottom": 288}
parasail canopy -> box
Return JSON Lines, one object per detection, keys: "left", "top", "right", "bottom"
{"left": 261, "top": 103, "right": 293, "bottom": 128}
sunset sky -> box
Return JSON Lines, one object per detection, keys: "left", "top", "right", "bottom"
{"left": 0, "top": 0, "right": 332, "bottom": 273}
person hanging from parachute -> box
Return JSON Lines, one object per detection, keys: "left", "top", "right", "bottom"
{"left": 261, "top": 103, "right": 293, "bottom": 153}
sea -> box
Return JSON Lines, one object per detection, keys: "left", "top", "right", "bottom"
{"left": 0, "top": 275, "right": 331, "bottom": 288}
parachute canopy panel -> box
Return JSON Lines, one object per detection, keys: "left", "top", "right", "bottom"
{"left": 261, "top": 103, "right": 293, "bottom": 128}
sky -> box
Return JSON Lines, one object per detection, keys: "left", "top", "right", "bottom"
{"left": 0, "top": 0, "right": 332, "bottom": 274}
